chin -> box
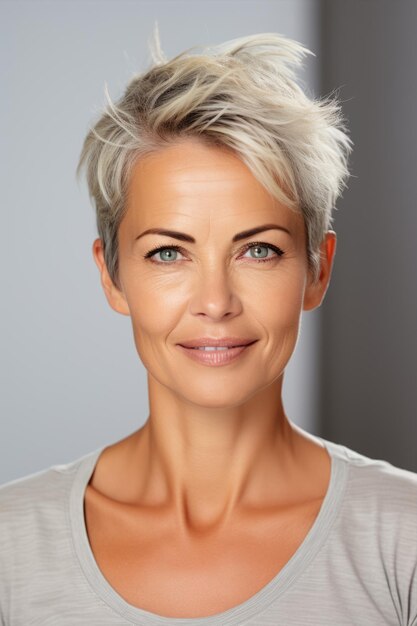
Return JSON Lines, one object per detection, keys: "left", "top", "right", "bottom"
{"left": 176, "top": 379, "right": 261, "bottom": 409}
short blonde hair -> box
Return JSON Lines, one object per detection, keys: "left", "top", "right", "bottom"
{"left": 77, "top": 24, "right": 352, "bottom": 289}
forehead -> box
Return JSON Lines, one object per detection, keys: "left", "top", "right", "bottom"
{"left": 124, "top": 139, "right": 303, "bottom": 234}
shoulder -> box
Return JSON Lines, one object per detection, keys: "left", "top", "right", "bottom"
{"left": 323, "top": 437, "right": 417, "bottom": 549}
{"left": 0, "top": 446, "right": 104, "bottom": 503}
{"left": 330, "top": 440, "right": 417, "bottom": 511}
{"left": 0, "top": 449, "right": 100, "bottom": 568}
{"left": 326, "top": 438, "right": 417, "bottom": 562}
{"left": 324, "top": 436, "right": 416, "bottom": 488}
{"left": 0, "top": 455, "right": 83, "bottom": 517}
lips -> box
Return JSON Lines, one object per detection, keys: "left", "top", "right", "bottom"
{"left": 178, "top": 337, "right": 257, "bottom": 349}
{"left": 176, "top": 341, "right": 256, "bottom": 366}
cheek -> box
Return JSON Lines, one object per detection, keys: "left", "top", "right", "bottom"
{"left": 255, "top": 266, "right": 305, "bottom": 318}
{"left": 124, "top": 272, "right": 185, "bottom": 338}
{"left": 255, "top": 272, "right": 306, "bottom": 362}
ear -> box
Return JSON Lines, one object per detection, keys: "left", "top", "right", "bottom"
{"left": 303, "top": 231, "right": 337, "bottom": 311}
{"left": 92, "top": 238, "right": 130, "bottom": 316}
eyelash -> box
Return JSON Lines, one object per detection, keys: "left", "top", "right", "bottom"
{"left": 143, "top": 241, "right": 284, "bottom": 265}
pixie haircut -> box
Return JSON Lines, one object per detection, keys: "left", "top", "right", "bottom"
{"left": 77, "top": 25, "right": 352, "bottom": 290}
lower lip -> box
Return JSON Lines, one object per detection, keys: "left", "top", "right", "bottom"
{"left": 176, "top": 342, "right": 256, "bottom": 367}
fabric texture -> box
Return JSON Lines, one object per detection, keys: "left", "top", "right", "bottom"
{"left": 1, "top": 435, "right": 416, "bottom": 626}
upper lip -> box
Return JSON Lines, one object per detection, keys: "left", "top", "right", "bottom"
{"left": 178, "top": 337, "right": 257, "bottom": 348}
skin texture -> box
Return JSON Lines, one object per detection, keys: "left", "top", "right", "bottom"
{"left": 88, "top": 138, "right": 337, "bottom": 617}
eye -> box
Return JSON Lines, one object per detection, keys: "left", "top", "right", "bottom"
{"left": 143, "top": 244, "right": 185, "bottom": 263}
{"left": 241, "top": 242, "right": 284, "bottom": 263}
{"left": 143, "top": 242, "right": 284, "bottom": 265}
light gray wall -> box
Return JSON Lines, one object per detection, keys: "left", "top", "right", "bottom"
{"left": 320, "top": 0, "right": 417, "bottom": 472}
{"left": 0, "top": 0, "right": 321, "bottom": 482}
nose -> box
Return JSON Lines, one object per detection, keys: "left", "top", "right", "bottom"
{"left": 189, "top": 264, "right": 243, "bottom": 321}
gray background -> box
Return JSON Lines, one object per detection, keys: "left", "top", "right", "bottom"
{"left": 319, "top": 0, "right": 417, "bottom": 471}
{"left": 1, "top": 0, "right": 415, "bottom": 482}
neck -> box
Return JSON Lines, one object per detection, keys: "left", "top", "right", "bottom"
{"left": 113, "top": 373, "right": 320, "bottom": 535}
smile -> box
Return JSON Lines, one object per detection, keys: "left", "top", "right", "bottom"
{"left": 176, "top": 341, "right": 257, "bottom": 366}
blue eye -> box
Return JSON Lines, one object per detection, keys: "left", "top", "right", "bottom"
{"left": 242, "top": 243, "right": 282, "bottom": 262}
{"left": 144, "top": 244, "right": 184, "bottom": 263}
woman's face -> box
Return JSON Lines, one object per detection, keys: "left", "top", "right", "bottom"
{"left": 94, "top": 138, "right": 335, "bottom": 407}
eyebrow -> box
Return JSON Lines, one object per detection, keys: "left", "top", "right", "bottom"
{"left": 135, "top": 223, "right": 291, "bottom": 244}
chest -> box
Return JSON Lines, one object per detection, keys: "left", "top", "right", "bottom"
{"left": 83, "top": 489, "right": 323, "bottom": 619}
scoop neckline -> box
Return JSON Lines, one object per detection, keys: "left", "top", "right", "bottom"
{"left": 69, "top": 435, "right": 348, "bottom": 625}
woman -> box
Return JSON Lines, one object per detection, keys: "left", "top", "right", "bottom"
{"left": 1, "top": 29, "right": 416, "bottom": 626}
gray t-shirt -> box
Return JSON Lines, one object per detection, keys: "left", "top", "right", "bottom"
{"left": 1, "top": 435, "right": 416, "bottom": 626}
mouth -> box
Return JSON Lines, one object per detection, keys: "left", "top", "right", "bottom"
{"left": 178, "top": 337, "right": 257, "bottom": 349}
{"left": 184, "top": 343, "right": 255, "bottom": 351}
{"left": 176, "top": 340, "right": 257, "bottom": 366}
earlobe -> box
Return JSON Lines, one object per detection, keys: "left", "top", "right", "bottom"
{"left": 92, "top": 238, "right": 130, "bottom": 316}
{"left": 303, "top": 231, "right": 337, "bottom": 311}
